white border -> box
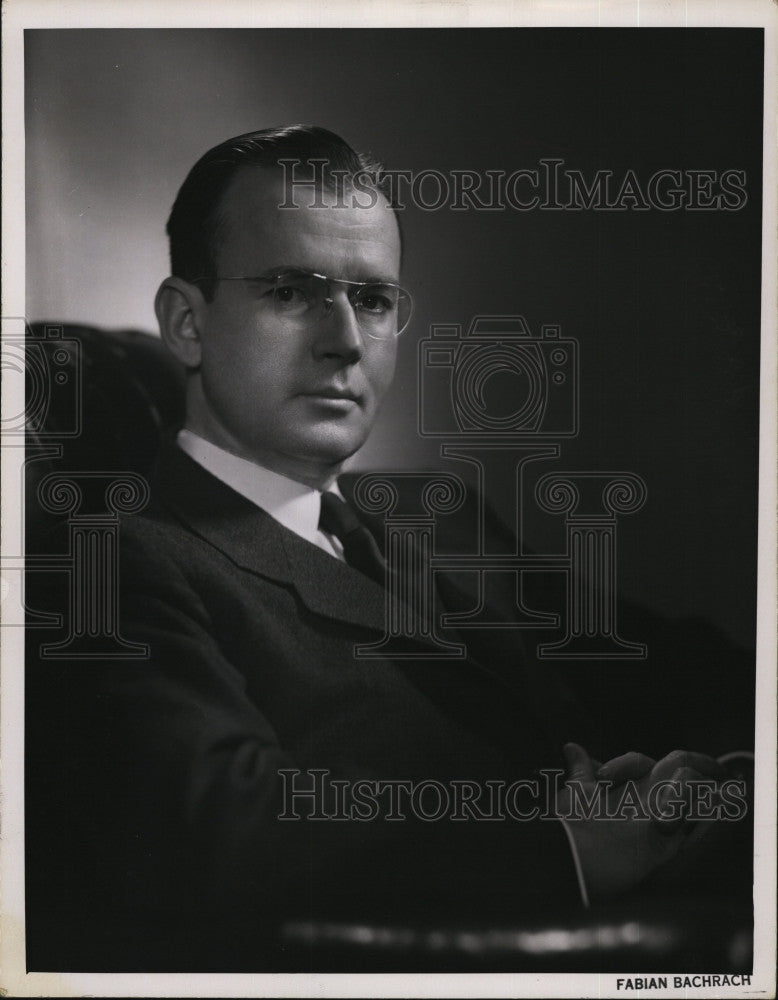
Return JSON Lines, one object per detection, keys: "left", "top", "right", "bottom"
{"left": 2, "top": 1, "right": 776, "bottom": 996}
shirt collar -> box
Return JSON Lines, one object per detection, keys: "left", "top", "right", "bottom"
{"left": 176, "top": 429, "right": 342, "bottom": 548}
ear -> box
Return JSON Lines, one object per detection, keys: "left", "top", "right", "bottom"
{"left": 154, "top": 277, "right": 206, "bottom": 369}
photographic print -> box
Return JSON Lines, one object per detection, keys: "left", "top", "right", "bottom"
{"left": 2, "top": 2, "right": 775, "bottom": 996}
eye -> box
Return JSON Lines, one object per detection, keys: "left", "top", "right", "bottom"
{"left": 275, "top": 285, "right": 306, "bottom": 303}
{"left": 273, "top": 276, "right": 316, "bottom": 310}
{"left": 357, "top": 286, "right": 396, "bottom": 314}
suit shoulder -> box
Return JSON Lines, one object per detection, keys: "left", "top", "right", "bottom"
{"left": 118, "top": 507, "right": 225, "bottom": 584}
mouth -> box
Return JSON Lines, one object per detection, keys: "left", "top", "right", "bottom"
{"left": 301, "top": 388, "right": 363, "bottom": 405}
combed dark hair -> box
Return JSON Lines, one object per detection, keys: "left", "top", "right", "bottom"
{"left": 166, "top": 124, "right": 398, "bottom": 300}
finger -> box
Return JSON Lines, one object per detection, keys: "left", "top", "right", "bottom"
{"left": 597, "top": 751, "right": 655, "bottom": 785}
{"left": 652, "top": 783, "right": 686, "bottom": 834}
{"left": 650, "top": 769, "right": 698, "bottom": 834}
{"left": 652, "top": 766, "right": 720, "bottom": 834}
{"left": 650, "top": 750, "right": 728, "bottom": 782}
{"left": 674, "top": 766, "right": 725, "bottom": 825}
{"left": 563, "top": 742, "right": 597, "bottom": 782}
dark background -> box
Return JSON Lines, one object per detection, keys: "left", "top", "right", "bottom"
{"left": 25, "top": 28, "right": 763, "bottom": 648}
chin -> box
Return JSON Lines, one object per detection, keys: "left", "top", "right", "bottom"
{"left": 296, "top": 430, "right": 367, "bottom": 469}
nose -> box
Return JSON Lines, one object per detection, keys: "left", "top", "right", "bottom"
{"left": 312, "top": 287, "right": 364, "bottom": 363}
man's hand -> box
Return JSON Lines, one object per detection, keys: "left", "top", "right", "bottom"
{"left": 595, "top": 746, "right": 727, "bottom": 833}
{"left": 558, "top": 743, "right": 725, "bottom": 899}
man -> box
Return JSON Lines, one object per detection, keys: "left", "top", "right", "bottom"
{"left": 26, "top": 126, "right": 749, "bottom": 971}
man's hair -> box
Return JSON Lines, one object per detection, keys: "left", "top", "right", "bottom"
{"left": 166, "top": 124, "right": 398, "bottom": 300}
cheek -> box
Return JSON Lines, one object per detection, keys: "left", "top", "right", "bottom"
{"left": 201, "top": 316, "right": 297, "bottom": 400}
{"left": 366, "top": 344, "right": 398, "bottom": 402}
{"left": 200, "top": 349, "right": 272, "bottom": 430}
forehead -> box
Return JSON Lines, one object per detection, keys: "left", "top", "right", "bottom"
{"left": 215, "top": 166, "right": 401, "bottom": 281}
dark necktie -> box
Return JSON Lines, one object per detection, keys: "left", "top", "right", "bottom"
{"left": 318, "top": 491, "right": 387, "bottom": 586}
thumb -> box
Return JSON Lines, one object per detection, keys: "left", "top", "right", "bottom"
{"left": 563, "top": 742, "right": 597, "bottom": 782}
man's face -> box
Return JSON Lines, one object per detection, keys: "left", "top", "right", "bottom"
{"left": 189, "top": 167, "right": 401, "bottom": 486}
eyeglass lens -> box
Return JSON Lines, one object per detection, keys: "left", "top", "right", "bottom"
{"left": 272, "top": 272, "right": 411, "bottom": 338}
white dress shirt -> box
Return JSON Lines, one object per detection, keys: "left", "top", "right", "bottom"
{"left": 177, "top": 429, "right": 344, "bottom": 560}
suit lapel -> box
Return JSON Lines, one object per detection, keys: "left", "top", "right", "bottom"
{"left": 151, "top": 446, "right": 473, "bottom": 654}
{"left": 150, "top": 443, "right": 578, "bottom": 759}
{"left": 152, "top": 443, "right": 388, "bottom": 633}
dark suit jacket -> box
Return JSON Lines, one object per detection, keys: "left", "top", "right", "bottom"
{"left": 25, "top": 443, "right": 753, "bottom": 971}
{"left": 26, "top": 443, "right": 595, "bottom": 970}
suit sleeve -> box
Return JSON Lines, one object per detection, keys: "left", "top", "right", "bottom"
{"left": 26, "top": 519, "right": 582, "bottom": 965}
